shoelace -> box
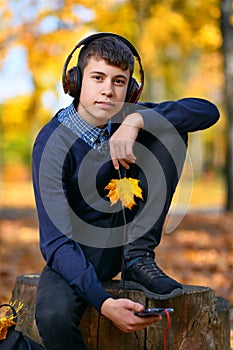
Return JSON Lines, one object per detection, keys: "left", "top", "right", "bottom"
{"left": 137, "top": 258, "right": 168, "bottom": 279}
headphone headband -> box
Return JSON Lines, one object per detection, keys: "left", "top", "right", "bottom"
{"left": 77, "top": 32, "right": 141, "bottom": 58}
{"left": 62, "top": 32, "right": 144, "bottom": 103}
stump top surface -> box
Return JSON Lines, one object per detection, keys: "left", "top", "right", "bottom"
{"left": 16, "top": 274, "right": 40, "bottom": 286}
{"left": 19, "top": 274, "right": 213, "bottom": 295}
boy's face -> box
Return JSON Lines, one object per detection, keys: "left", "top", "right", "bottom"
{"left": 77, "top": 57, "right": 130, "bottom": 127}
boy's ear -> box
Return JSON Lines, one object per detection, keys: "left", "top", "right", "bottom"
{"left": 126, "top": 77, "right": 140, "bottom": 103}
{"left": 62, "top": 66, "right": 82, "bottom": 99}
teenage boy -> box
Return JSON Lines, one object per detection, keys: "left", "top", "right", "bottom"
{"left": 32, "top": 33, "right": 219, "bottom": 349}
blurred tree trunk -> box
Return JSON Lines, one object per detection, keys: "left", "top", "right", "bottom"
{"left": 221, "top": 0, "right": 233, "bottom": 211}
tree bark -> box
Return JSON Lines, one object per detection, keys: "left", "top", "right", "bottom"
{"left": 221, "top": 0, "right": 233, "bottom": 211}
{"left": 11, "top": 275, "right": 231, "bottom": 350}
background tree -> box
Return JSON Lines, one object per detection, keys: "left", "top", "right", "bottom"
{"left": 221, "top": 0, "right": 233, "bottom": 211}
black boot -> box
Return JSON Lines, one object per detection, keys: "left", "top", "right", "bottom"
{"left": 122, "top": 253, "right": 184, "bottom": 300}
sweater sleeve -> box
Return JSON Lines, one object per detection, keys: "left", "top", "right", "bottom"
{"left": 137, "top": 98, "right": 220, "bottom": 133}
{"left": 32, "top": 133, "right": 111, "bottom": 312}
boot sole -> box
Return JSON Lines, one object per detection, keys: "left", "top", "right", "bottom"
{"left": 120, "top": 280, "right": 184, "bottom": 300}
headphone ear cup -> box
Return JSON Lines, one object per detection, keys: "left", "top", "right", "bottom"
{"left": 125, "top": 77, "right": 139, "bottom": 103}
{"left": 64, "top": 66, "right": 82, "bottom": 99}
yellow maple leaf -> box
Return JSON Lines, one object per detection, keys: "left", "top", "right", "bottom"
{"left": 105, "top": 177, "right": 143, "bottom": 209}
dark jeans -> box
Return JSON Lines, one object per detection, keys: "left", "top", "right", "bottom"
{"left": 36, "top": 245, "right": 123, "bottom": 350}
{"left": 36, "top": 266, "right": 88, "bottom": 350}
{"left": 123, "top": 129, "right": 187, "bottom": 260}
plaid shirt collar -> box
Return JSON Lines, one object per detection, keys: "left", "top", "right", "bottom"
{"left": 57, "top": 102, "right": 111, "bottom": 148}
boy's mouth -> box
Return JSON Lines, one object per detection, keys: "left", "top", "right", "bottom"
{"left": 96, "top": 101, "right": 115, "bottom": 106}
{"left": 96, "top": 101, "right": 116, "bottom": 110}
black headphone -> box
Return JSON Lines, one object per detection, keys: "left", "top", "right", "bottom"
{"left": 62, "top": 32, "right": 144, "bottom": 103}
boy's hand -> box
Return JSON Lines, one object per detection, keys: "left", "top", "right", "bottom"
{"left": 110, "top": 112, "right": 144, "bottom": 170}
{"left": 100, "top": 297, "right": 161, "bottom": 333}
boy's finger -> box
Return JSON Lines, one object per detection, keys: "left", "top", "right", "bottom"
{"left": 112, "top": 159, "right": 119, "bottom": 170}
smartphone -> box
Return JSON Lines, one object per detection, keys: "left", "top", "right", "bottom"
{"left": 134, "top": 308, "right": 174, "bottom": 317}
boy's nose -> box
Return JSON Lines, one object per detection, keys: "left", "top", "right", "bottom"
{"left": 101, "top": 81, "right": 113, "bottom": 96}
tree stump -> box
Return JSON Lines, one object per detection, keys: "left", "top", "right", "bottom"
{"left": 11, "top": 274, "right": 231, "bottom": 350}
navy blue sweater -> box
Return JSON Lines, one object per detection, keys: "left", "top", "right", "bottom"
{"left": 32, "top": 98, "right": 219, "bottom": 311}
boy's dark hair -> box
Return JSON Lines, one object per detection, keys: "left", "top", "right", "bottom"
{"left": 77, "top": 36, "right": 135, "bottom": 75}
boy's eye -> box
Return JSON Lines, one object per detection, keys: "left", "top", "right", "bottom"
{"left": 114, "top": 78, "right": 126, "bottom": 85}
{"left": 93, "top": 75, "right": 102, "bottom": 81}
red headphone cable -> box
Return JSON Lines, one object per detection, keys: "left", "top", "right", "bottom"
{"left": 163, "top": 308, "right": 171, "bottom": 350}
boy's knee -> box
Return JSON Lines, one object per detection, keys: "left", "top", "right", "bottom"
{"left": 35, "top": 292, "right": 87, "bottom": 333}
{"left": 36, "top": 302, "right": 69, "bottom": 328}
